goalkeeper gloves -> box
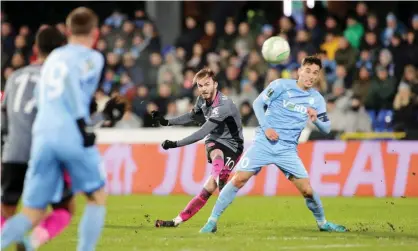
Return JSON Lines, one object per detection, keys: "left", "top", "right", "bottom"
{"left": 161, "top": 140, "right": 177, "bottom": 150}
{"left": 76, "top": 118, "right": 96, "bottom": 147}
{"left": 151, "top": 111, "right": 170, "bottom": 126}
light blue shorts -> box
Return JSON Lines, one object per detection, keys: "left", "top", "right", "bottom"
{"left": 23, "top": 130, "right": 105, "bottom": 209}
{"left": 236, "top": 136, "right": 308, "bottom": 179}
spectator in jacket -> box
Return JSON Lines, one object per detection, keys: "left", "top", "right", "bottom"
{"left": 352, "top": 66, "right": 372, "bottom": 104}
{"left": 335, "top": 37, "right": 358, "bottom": 73}
{"left": 344, "top": 14, "right": 364, "bottom": 49}
{"left": 365, "top": 65, "right": 397, "bottom": 110}
{"left": 393, "top": 83, "right": 418, "bottom": 131}
{"left": 342, "top": 95, "right": 373, "bottom": 132}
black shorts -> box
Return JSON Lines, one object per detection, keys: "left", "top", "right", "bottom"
{"left": 1, "top": 162, "right": 73, "bottom": 206}
{"left": 205, "top": 141, "right": 243, "bottom": 171}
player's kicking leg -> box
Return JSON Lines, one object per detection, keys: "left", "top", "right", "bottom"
{"left": 200, "top": 144, "right": 268, "bottom": 233}
{"left": 156, "top": 144, "right": 239, "bottom": 228}
{"left": 275, "top": 147, "right": 347, "bottom": 232}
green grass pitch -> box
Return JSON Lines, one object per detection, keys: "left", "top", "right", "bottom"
{"left": 11, "top": 195, "right": 418, "bottom": 251}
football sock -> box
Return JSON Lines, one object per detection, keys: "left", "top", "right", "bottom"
{"left": 209, "top": 182, "right": 239, "bottom": 222}
{"left": 212, "top": 156, "right": 224, "bottom": 181}
{"left": 177, "top": 188, "right": 212, "bottom": 224}
{"left": 31, "top": 209, "right": 72, "bottom": 248}
{"left": 77, "top": 204, "right": 106, "bottom": 251}
{"left": 1, "top": 213, "right": 32, "bottom": 249}
{"left": 305, "top": 192, "right": 326, "bottom": 226}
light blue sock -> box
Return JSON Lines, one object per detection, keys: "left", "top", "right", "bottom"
{"left": 305, "top": 192, "right": 326, "bottom": 226}
{"left": 209, "top": 182, "right": 240, "bottom": 222}
{"left": 77, "top": 204, "right": 106, "bottom": 251}
{"left": 1, "top": 214, "right": 33, "bottom": 249}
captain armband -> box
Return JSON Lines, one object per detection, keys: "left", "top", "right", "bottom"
{"left": 317, "top": 112, "right": 329, "bottom": 122}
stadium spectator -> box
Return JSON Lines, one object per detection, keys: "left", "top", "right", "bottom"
{"left": 278, "top": 16, "right": 296, "bottom": 45}
{"left": 240, "top": 101, "right": 258, "bottom": 127}
{"left": 217, "top": 18, "right": 237, "bottom": 53}
{"left": 104, "top": 10, "right": 127, "bottom": 29}
{"left": 342, "top": 95, "right": 373, "bottom": 132}
{"left": 95, "top": 88, "right": 111, "bottom": 113}
{"left": 352, "top": 66, "right": 372, "bottom": 104}
{"left": 365, "top": 12, "right": 381, "bottom": 35}
{"left": 291, "top": 29, "right": 316, "bottom": 62}
{"left": 335, "top": 37, "right": 357, "bottom": 73}
{"left": 158, "top": 48, "right": 184, "bottom": 89}
{"left": 344, "top": 14, "right": 364, "bottom": 49}
{"left": 355, "top": 2, "right": 368, "bottom": 27}
{"left": 333, "top": 64, "right": 349, "bottom": 89}
{"left": 235, "top": 22, "right": 255, "bottom": 52}
{"left": 305, "top": 14, "right": 324, "bottom": 48}
{"left": 393, "top": 83, "right": 418, "bottom": 131}
{"left": 382, "top": 13, "right": 406, "bottom": 47}
{"left": 361, "top": 31, "right": 381, "bottom": 63}
{"left": 320, "top": 32, "right": 339, "bottom": 60}
{"left": 199, "top": 20, "right": 217, "bottom": 52}
{"left": 365, "top": 66, "right": 397, "bottom": 110}
{"left": 331, "top": 81, "right": 352, "bottom": 111}
{"left": 176, "top": 16, "right": 201, "bottom": 56}
{"left": 405, "top": 31, "right": 418, "bottom": 67}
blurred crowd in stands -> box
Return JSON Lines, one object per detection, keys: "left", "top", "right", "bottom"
{"left": 1, "top": 2, "right": 418, "bottom": 134}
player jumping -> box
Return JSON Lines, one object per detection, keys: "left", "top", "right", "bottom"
{"left": 1, "top": 7, "right": 107, "bottom": 251}
{"left": 200, "top": 56, "right": 347, "bottom": 233}
{"left": 1, "top": 26, "right": 76, "bottom": 250}
{"left": 152, "top": 68, "right": 244, "bottom": 228}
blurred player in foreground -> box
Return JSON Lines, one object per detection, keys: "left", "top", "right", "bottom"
{"left": 1, "top": 7, "right": 107, "bottom": 251}
{"left": 152, "top": 68, "right": 244, "bottom": 228}
{"left": 1, "top": 27, "right": 75, "bottom": 250}
{"left": 200, "top": 56, "right": 347, "bottom": 233}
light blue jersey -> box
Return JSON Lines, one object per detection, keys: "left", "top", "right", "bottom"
{"left": 236, "top": 79, "right": 330, "bottom": 179}
{"left": 255, "top": 78, "right": 328, "bottom": 146}
{"left": 33, "top": 44, "right": 103, "bottom": 135}
{"left": 23, "top": 44, "right": 105, "bottom": 209}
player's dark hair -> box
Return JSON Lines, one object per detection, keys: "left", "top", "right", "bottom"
{"left": 66, "top": 7, "right": 98, "bottom": 35}
{"left": 35, "top": 27, "right": 67, "bottom": 57}
{"left": 302, "top": 56, "right": 322, "bottom": 70}
{"left": 193, "top": 67, "right": 217, "bottom": 84}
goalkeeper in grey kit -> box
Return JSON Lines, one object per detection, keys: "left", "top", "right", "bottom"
{"left": 151, "top": 68, "right": 244, "bottom": 228}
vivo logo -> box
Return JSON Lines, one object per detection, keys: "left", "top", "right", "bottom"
{"left": 283, "top": 100, "right": 307, "bottom": 114}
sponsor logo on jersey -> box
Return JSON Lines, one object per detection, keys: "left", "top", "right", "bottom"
{"left": 283, "top": 100, "right": 307, "bottom": 114}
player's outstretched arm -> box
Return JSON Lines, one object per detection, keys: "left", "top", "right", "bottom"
{"left": 253, "top": 80, "right": 283, "bottom": 131}
{"left": 163, "top": 97, "right": 205, "bottom": 126}
{"left": 154, "top": 110, "right": 195, "bottom": 126}
{"left": 161, "top": 120, "right": 218, "bottom": 150}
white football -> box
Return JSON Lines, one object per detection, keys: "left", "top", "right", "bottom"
{"left": 261, "top": 36, "right": 291, "bottom": 64}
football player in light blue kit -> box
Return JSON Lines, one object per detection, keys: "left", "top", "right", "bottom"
{"left": 200, "top": 56, "right": 347, "bottom": 233}
{"left": 1, "top": 7, "right": 107, "bottom": 251}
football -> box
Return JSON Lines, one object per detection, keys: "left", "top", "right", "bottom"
{"left": 261, "top": 36, "right": 291, "bottom": 64}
